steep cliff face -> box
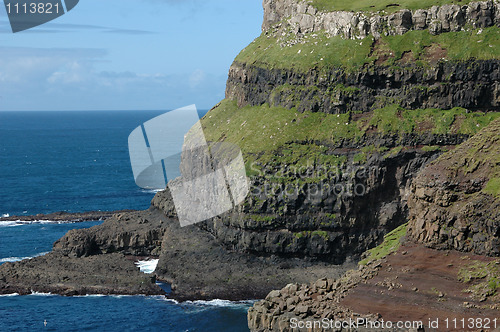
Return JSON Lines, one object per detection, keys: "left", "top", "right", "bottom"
{"left": 197, "top": 150, "right": 436, "bottom": 262}
{"left": 226, "top": 59, "right": 500, "bottom": 114}
{"left": 407, "top": 118, "right": 500, "bottom": 255}
{"left": 189, "top": 0, "right": 500, "bottom": 263}
{"left": 5, "top": 0, "right": 499, "bottom": 306}
{"left": 247, "top": 119, "right": 500, "bottom": 332}
{"left": 242, "top": 1, "right": 500, "bottom": 328}
{"left": 262, "top": 0, "right": 500, "bottom": 39}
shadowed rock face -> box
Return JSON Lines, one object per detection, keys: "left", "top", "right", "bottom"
{"left": 198, "top": 150, "right": 437, "bottom": 262}
{"left": 262, "top": 0, "right": 500, "bottom": 39}
{"left": 53, "top": 208, "right": 167, "bottom": 258}
{"left": 152, "top": 209, "right": 356, "bottom": 301}
{"left": 226, "top": 59, "right": 500, "bottom": 114}
{"left": 246, "top": 120, "right": 500, "bottom": 331}
{"left": 407, "top": 118, "right": 500, "bottom": 256}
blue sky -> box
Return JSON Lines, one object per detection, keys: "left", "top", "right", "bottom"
{"left": 0, "top": 0, "right": 263, "bottom": 111}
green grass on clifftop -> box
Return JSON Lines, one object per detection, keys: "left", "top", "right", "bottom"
{"left": 236, "top": 27, "right": 500, "bottom": 72}
{"left": 236, "top": 31, "right": 373, "bottom": 72}
{"left": 201, "top": 100, "right": 499, "bottom": 170}
{"left": 310, "top": 0, "right": 475, "bottom": 13}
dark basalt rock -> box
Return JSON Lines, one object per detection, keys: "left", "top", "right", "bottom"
{"left": 0, "top": 210, "right": 135, "bottom": 223}
{"left": 53, "top": 208, "right": 167, "bottom": 258}
{"left": 226, "top": 60, "right": 500, "bottom": 114}
{"left": 407, "top": 118, "right": 500, "bottom": 256}
{"left": 0, "top": 252, "right": 163, "bottom": 296}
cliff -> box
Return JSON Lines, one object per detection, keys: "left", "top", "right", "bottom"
{"left": 247, "top": 120, "right": 500, "bottom": 332}
{"left": 1, "top": 0, "right": 499, "bottom": 324}
{"left": 407, "top": 117, "right": 500, "bottom": 255}
{"left": 197, "top": 0, "right": 500, "bottom": 265}
{"left": 262, "top": 0, "right": 500, "bottom": 39}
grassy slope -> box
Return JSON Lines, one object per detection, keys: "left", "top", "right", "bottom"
{"left": 201, "top": 100, "right": 500, "bottom": 169}
{"left": 359, "top": 223, "right": 407, "bottom": 265}
{"left": 216, "top": 4, "right": 500, "bottom": 175}
{"left": 436, "top": 117, "right": 500, "bottom": 198}
{"left": 236, "top": 27, "right": 500, "bottom": 72}
{"left": 310, "top": 0, "right": 476, "bottom": 13}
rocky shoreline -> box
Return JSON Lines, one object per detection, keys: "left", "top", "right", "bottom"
{"left": 0, "top": 1, "right": 499, "bottom": 331}
{"left": 0, "top": 210, "right": 135, "bottom": 223}
{"left": 0, "top": 205, "right": 357, "bottom": 301}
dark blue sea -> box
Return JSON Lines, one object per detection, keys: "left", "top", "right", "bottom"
{"left": 0, "top": 110, "right": 251, "bottom": 331}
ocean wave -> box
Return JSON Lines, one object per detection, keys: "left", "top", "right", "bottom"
{"left": 0, "top": 293, "right": 19, "bottom": 297}
{"left": 184, "top": 299, "right": 255, "bottom": 307}
{"left": 30, "top": 291, "right": 53, "bottom": 296}
{"left": 1, "top": 213, "right": 9, "bottom": 218}
{"left": 161, "top": 298, "right": 179, "bottom": 304}
{"left": 141, "top": 189, "right": 164, "bottom": 194}
{"left": 0, "top": 252, "right": 49, "bottom": 263}
{"left": 135, "top": 259, "right": 159, "bottom": 274}
{"left": 0, "top": 220, "right": 75, "bottom": 227}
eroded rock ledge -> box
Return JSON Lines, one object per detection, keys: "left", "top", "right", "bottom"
{"left": 263, "top": 0, "right": 500, "bottom": 39}
{"left": 407, "top": 118, "right": 500, "bottom": 256}
{"left": 247, "top": 118, "right": 500, "bottom": 332}
{"left": 226, "top": 59, "right": 500, "bottom": 113}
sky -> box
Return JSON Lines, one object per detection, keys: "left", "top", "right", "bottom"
{"left": 0, "top": 0, "right": 263, "bottom": 111}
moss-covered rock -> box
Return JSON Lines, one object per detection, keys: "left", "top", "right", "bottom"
{"left": 407, "top": 118, "right": 500, "bottom": 256}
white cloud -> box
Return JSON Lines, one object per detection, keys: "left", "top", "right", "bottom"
{"left": 189, "top": 69, "right": 206, "bottom": 88}
{"left": 0, "top": 46, "right": 226, "bottom": 111}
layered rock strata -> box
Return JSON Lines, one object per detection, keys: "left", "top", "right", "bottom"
{"left": 263, "top": 0, "right": 500, "bottom": 39}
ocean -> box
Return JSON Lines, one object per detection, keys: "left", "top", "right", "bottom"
{"left": 0, "top": 110, "right": 252, "bottom": 331}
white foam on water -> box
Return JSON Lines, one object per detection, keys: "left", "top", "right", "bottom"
{"left": 185, "top": 299, "right": 255, "bottom": 307}
{"left": 0, "top": 252, "right": 49, "bottom": 263}
{"left": 1, "top": 213, "right": 9, "bottom": 218}
{"left": 135, "top": 259, "right": 159, "bottom": 274}
{"left": 111, "top": 294, "right": 135, "bottom": 298}
{"left": 0, "top": 256, "right": 32, "bottom": 263}
{"left": 0, "top": 293, "right": 19, "bottom": 297}
{"left": 0, "top": 220, "right": 76, "bottom": 227}
{"left": 159, "top": 297, "right": 179, "bottom": 304}
{"left": 141, "top": 189, "right": 164, "bottom": 194}
{"left": 30, "top": 291, "right": 53, "bottom": 296}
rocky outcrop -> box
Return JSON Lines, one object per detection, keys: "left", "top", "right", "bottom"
{"left": 263, "top": 0, "right": 500, "bottom": 39}
{"left": 53, "top": 208, "right": 167, "bottom": 257}
{"left": 226, "top": 59, "right": 500, "bottom": 113}
{"left": 199, "top": 149, "right": 439, "bottom": 262}
{"left": 153, "top": 205, "right": 355, "bottom": 301}
{"left": 248, "top": 263, "right": 381, "bottom": 331}
{"left": 407, "top": 118, "right": 500, "bottom": 256}
{"left": 0, "top": 252, "right": 162, "bottom": 296}
{"left": 0, "top": 210, "right": 134, "bottom": 223}
{"left": 248, "top": 243, "right": 500, "bottom": 331}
